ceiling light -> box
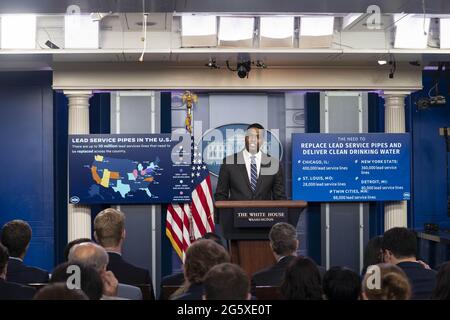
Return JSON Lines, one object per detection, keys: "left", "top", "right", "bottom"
{"left": 300, "top": 16, "right": 334, "bottom": 36}
{"left": 182, "top": 15, "right": 217, "bottom": 36}
{"left": 394, "top": 14, "right": 430, "bottom": 49}
{"left": 377, "top": 60, "right": 387, "bottom": 65}
{"left": 1, "top": 15, "right": 36, "bottom": 49}
{"left": 260, "top": 16, "right": 294, "bottom": 39}
{"left": 440, "top": 18, "right": 450, "bottom": 49}
{"left": 65, "top": 14, "right": 99, "bottom": 49}
{"left": 219, "top": 17, "right": 254, "bottom": 42}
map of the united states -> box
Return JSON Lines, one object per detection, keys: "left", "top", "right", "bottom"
{"left": 88, "top": 155, "right": 160, "bottom": 199}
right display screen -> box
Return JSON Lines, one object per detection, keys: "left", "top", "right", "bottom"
{"left": 292, "top": 133, "right": 411, "bottom": 202}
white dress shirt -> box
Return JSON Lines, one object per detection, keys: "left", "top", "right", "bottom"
{"left": 242, "top": 149, "right": 262, "bottom": 184}
{"left": 9, "top": 257, "right": 23, "bottom": 262}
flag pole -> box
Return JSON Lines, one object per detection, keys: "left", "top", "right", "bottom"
{"left": 182, "top": 91, "right": 198, "bottom": 242}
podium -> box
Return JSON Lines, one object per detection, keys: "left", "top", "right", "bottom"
{"left": 214, "top": 200, "right": 307, "bottom": 276}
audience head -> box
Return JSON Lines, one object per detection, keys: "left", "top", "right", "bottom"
{"left": 280, "top": 256, "right": 322, "bottom": 300}
{"left": 362, "top": 263, "right": 411, "bottom": 300}
{"left": 33, "top": 283, "right": 89, "bottom": 300}
{"left": 94, "top": 208, "right": 125, "bottom": 249}
{"left": 269, "top": 222, "right": 298, "bottom": 258}
{"left": 432, "top": 262, "right": 450, "bottom": 300}
{"left": 64, "top": 238, "right": 92, "bottom": 261}
{"left": 0, "top": 243, "right": 9, "bottom": 278}
{"left": 363, "top": 235, "right": 384, "bottom": 274}
{"left": 203, "top": 263, "right": 250, "bottom": 300}
{"left": 184, "top": 239, "right": 230, "bottom": 285}
{"left": 68, "top": 242, "right": 109, "bottom": 272}
{"left": 50, "top": 262, "right": 103, "bottom": 300}
{"left": 382, "top": 228, "right": 417, "bottom": 264}
{"left": 1, "top": 220, "right": 32, "bottom": 258}
{"left": 322, "top": 267, "right": 361, "bottom": 300}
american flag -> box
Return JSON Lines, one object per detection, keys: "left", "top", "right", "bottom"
{"left": 166, "top": 136, "right": 215, "bottom": 260}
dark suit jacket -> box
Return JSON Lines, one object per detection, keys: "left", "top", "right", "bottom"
{"left": 159, "top": 272, "right": 185, "bottom": 300}
{"left": 161, "top": 272, "right": 185, "bottom": 286}
{"left": 106, "top": 252, "right": 155, "bottom": 300}
{"left": 251, "top": 256, "right": 296, "bottom": 289}
{"left": 397, "top": 261, "right": 437, "bottom": 300}
{"left": 0, "top": 278, "right": 36, "bottom": 300}
{"left": 6, "top": 258, "right": 49, "bottom": 285}
{"left": 251, "top": 256, "right": 326, "bottom": 291}
{"left": 172, "top": 282, "right": 204, "bottom": 300}
{"left": 215, "top": 151, "right": 286, "bottom": 201}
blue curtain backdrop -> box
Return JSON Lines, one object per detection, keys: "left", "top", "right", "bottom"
{"left": 0, "top": 71, "right": 54, "bottom": 271}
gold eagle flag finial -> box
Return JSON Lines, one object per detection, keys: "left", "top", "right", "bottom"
{"left": 182, "top": 91, "right": 198, "bottom": 134}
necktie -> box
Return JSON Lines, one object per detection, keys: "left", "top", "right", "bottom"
{"left": 250, "top": 155, "right": 257, "bottom": 192}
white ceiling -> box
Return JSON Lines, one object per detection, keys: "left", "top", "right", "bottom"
{"left": 1, "top": 0, "right": 450, "bottom": 14}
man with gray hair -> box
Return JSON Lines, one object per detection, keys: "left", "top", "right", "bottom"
{"left": 69, "top": 242, "right": 142, "bottom": 300}
{"left": 251, "top": 222, "right": 322, "bottom": 288}
{"left": 94, "top": 208, "right": 153, "bottom": 301}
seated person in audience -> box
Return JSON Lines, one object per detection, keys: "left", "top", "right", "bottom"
{"left": 159, "top": 232, "right": 225, "bottom": 299}
{"left": 203, "top": 263, "right": 250, "bottom": 300}
{"left": 0, "top": 243, "right": 36, "bottom": 300}
{"left": 0, "top": 220, "right": 49, "bottom": 284}
{"left": 172, "top": 239, "right": 230, "bottom": 300}
{"left": 94, "top": 208, "right": 154, "bottom": 299}
{"left": 63, "top": 238, "right": 92, "bottom": 261}
{"left": 33, "top": 283, "right": 88, "bottom": 300}
{"left": 362, "top": 263, "right": 411, "bottom": 300}
{"left": 322, "top": 266, "right": 361, "bottom": 300}
{"left": 202, "top": 232, "right": 225, "bottom": 247}
{"left": 280, "top": 256, "right": 323, "bottom": 300}
{"left": 160, "top": 271, "right": 185, "bottom": 288}
{"left": 69, "top": 242, "right": 142, "bottom": 300}
{"left": 432, "top": 262, "right": 450, "bottom": 300}
{"left": 362, "top": 235, "right": 383, "bottom": 276}
{"left": 50, "top": 262, "right": 104, "bottom": 300}
{"left": 252, "top": 223, "right": 324, "bottom": 289}
{"left": 382, "top": 227, "right": 436, "bottom": 300}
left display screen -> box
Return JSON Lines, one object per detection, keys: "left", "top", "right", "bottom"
{"left": 68, "top": 134, "right": 192, "bottom": 204}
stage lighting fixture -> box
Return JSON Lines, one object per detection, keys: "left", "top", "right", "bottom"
{"left": 236, "top": 61, "right": 251, "bottom": 78}
{"left": 205, "top": 58, "right": 219, "bottom": 69}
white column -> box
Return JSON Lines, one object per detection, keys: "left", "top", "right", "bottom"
{"left": 65, "top": 90, "right": 92, "bottom": 242}
{"left": 383, "top": 91, "right": 409, "bottom": 231}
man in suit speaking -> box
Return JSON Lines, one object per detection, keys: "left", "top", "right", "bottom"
{"left": 214, "top": 123, "right": 286, "bottom": 201}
